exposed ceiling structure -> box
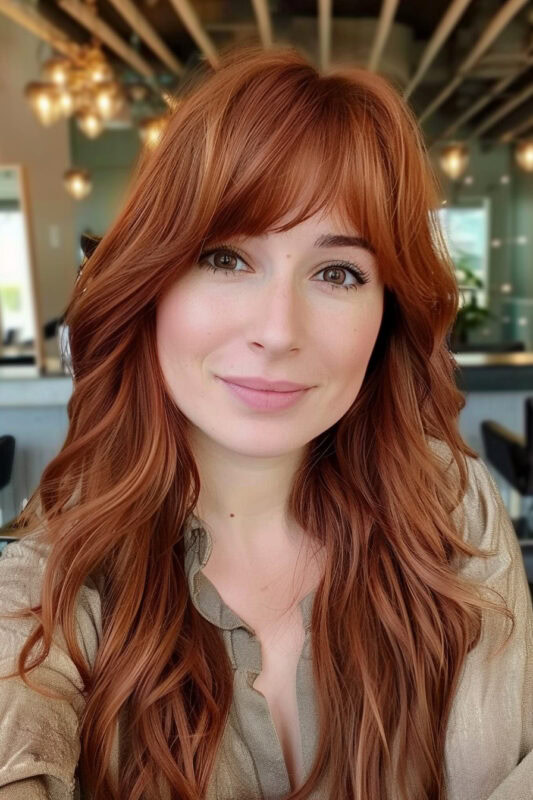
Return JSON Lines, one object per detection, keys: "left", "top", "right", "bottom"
{"left": 1, "top": 0, "right": 532, "bottom": 149}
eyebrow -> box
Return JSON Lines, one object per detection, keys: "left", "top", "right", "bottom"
{"left": 314, "top": 233, "right": 375, "bottom": 255}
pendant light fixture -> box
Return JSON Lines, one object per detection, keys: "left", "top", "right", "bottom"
{"left": 439, "top": 143, "right": 470, "bottom": 180}
{"left": 64, "top": 168, "right": 92, "bottom": 200}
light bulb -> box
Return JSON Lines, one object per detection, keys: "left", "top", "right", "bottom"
{"left": 57, "top": 87, "right": 74, "bottom": 116}
{"left": 439, "top": 144, "right": 469, "bottom": 180}
{"left": 64, "top": 168, "right": 92, "bottom": 199}
{"left": 139, "top": 115, "right": 168, "bottom": 148}
{"left": 515, "top": 139, "right": 533, "bottom": 172}
{"left": 94, "top": 82, "right": 124, "bottom": 119}
{"left": 24, "top": 81, "right": 62, "bottom": 125}
{"left": 42, "top": 56, "right": 71, "bottom": 85}
{"left": 76, "top": 109, "right": 104, "bottom": 138}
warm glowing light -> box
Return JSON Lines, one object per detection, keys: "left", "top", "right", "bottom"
{"left": 138, "top": 115, "right": 169, "bottom": 148}
{"left": 24, "top": 82, "right": 61, "bottom": 125}
{"left": 94, "top": 82, "right": 124, "bottom": 119}
{"left": 515, "top": 139, "right": 533, "bottom": 172}
{"left": 439, "top": 144, "right": 469, "bottom": 180}
{"left": 42, "top": 56, "right": 71, "bottom": 85}
{"left": 64, "top": 168, "right": 92, "bottom": 199}
{"left": 57, "top": 88, "right": 74, "bottom": 116}
{"left": 24, "top": 42, "right": 122, "bottom": 136}
{"left": 85, "top": 47, "right": 115, "bottom": 83}
{"left": 76, "top": 109, "right": 104, "bottom": 138}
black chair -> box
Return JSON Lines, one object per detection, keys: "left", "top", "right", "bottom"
{"left": 0, "top": 435, "right": 15, "bottom": 493}
{"left": 0, "top": 435, "right": 15, "bottom": 533}
{"left": 481, "top": 398, "right": 533, "bottom": 584}
{"left": 481, "top": 399, "right": 533, "bottom": 499}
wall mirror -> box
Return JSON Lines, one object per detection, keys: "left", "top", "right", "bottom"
{"left": 437, "top": 192, "right": 533, "bottom": 355}
{"left": 0, "top": 164, "right": 44, "bottom": 371}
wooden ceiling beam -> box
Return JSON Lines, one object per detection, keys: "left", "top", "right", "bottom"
{"left": 430, "top": 51, "right": 533, "bottom": 145}
{"left": 165, "top": 0, "right": 219, "bottom": 69}
{"left": 367, "top": 0, "right": 399, "bottom": 73}
{"left": 498, "top": 113, "right": 533, "bottom": 143}
{"left": 55, "top": 0, "right": 173, "bottom": 105}
{"left": 470, "top": 82, "right": 533, "bottom": 138}
{"left": 418, "top": 0, "right": 530, "bottom": 125}
{"left": 250, "top": 0, "right": 273, "bottom": 48}
{"left": 0, "top": 0, "right": 78, "bottom": 58}
{"left": 317, "top": 0, "right": 332, "bottom": 73}
{"left": 106, "top": 0, "right": 184, "bottom": 77}
{"left": 403, "top": 0, "right": 474, "bottom": 100}
{"left": 56, "top": 0, "right": 154, "bottom": 79}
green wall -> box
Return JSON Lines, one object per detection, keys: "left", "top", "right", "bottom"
{"left": 69, "top": 120, "right": 142, "bottom": 267}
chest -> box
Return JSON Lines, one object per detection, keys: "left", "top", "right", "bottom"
{"left": 201, "top": 562, "right": 313, "bottom": 791}
{"left": 251, "top": 612, "right": 308, "bottom": 791}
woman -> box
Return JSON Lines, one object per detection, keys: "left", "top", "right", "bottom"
{"left": 0, "top": 44, "right": 531, "bottom": 800}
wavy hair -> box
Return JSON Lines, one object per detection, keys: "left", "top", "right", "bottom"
{"left": 0, "top": 44, "right": 515, "bottom": 800}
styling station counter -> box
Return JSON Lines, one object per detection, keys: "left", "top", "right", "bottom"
{"left": 1, "top": 352, "right": 533, "bottom": 533}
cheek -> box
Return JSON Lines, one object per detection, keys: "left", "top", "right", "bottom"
{"left": 320, "top": 332, "right": 379, "bottom": 424}
{"left": 329, "top": 300, "right": 383, "bottom": 378}
{"left": 156, "top": 284, "right": 217, "bottom": 365}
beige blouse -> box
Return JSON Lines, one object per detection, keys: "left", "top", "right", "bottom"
{"left": 0, "top": 450, "right": 532, "bottom": 799}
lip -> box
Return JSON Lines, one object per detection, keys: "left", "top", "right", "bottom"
{"left": 218, "top": 375, "right": 311, "bottom": 391}
{"left": 216, "top": 376, "right": 311, "bottom": 411}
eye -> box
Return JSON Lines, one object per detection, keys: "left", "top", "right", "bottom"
{"left": 198, "top": 247, "right": 248, "bottom": 276}
{"left": 197, "top": 245, "right": 370, "bottom": 292}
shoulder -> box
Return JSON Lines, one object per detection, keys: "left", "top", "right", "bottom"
{"left": 0, "top": 533, "right": 99, "bottom": 795}
{"left": 427, "top": 436, "right": 524, "bottom": 588}
{"left": 0, "top": 530, "right": 103, "bottom": 674}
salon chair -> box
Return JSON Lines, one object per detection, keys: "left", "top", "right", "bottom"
{"left": 481, "top": 398, "right": 533, "bottom": 585}
{"left": 0, "top": 435, "right": 15, "bottom": 541}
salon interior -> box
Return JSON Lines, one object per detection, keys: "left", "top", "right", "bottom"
{"left": 0, "top": 0, "right": 532, "bottom": 593}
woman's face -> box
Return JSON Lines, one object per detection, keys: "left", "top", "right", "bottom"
{"left": 156, "top": 209, "right": 385, "bottom": 458}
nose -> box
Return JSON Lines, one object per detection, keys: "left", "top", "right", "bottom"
{"left": 247, "top": 276, "right": 304, "bottom": 354}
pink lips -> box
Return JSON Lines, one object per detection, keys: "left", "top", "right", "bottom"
{"left": 219, "top": 375, "right": 310, "bottom": 392}
{"left": 216, "top": 376, "right": 311, "bottom": 410}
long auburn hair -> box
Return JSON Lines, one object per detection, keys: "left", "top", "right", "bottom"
{"left": 0, "top": 44, "right": 515, "bottom": 800}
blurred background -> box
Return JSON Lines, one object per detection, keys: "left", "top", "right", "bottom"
{"left": 0, "top": 0, "right": 532, "bottom": 591}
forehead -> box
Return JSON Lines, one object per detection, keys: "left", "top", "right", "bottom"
{"left": 273, "top": 207, "right": 361, "bottom": 235}
{"left": 228, "top": 211, "right": 374, "bottom": 255}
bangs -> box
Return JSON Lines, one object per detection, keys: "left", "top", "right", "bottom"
{"left": 195, "top": 72, "right": 392, "bottom": 263}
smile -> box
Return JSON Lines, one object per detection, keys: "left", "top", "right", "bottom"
{"left": 216, "top": 378, "right": 311, "bottom": 411}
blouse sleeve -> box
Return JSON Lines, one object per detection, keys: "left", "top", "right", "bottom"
{"left": 444, "top": 453, "right": 533, "bottom": 800}
{"left": 0, "top": 776, "right": 53, "bottom": 799}
{"left": 482, "top": 457, "right": 533, "bottom": 800}
{"left": 0, "top": 533, "right": 101, "bottom": 800}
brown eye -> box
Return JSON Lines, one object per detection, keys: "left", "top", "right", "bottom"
{"left": 212, "top": 251, "right": 238, "bottom": 269}
{"left": 198, "top": 247, "right": 248, "bottom": 275}
{"left": 324, "top": 267, "right": 346, "bottom": 285}
{"left": 315, "top": 264, "right": 370, "bottom": 292}
{"left": 198, "top": 245, "right": 370, "bottom": 292}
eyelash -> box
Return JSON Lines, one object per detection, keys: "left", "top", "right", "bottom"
{"left": 197, "top": 244, "right": 370, "bottom": 292}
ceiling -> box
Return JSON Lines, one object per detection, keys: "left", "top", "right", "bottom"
{"left": 8, "top": 0, "right": 533, "bottom": 147}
